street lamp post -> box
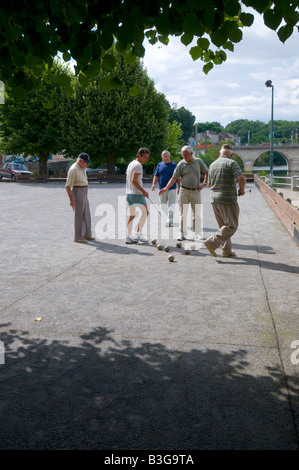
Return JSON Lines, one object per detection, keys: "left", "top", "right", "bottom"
{"left": 265, "top": 80, "right": 274, "bottom": 187}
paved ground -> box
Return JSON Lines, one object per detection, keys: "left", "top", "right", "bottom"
{"left": 0, "top": 179, "right": 298, "bottom": 450}
{"left": 276, "top": 187, "right": 299, "bottom": 209}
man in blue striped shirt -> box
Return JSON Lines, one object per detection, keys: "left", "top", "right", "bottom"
{"left": 204, "top": 144, "right": 246, "bottom": 258}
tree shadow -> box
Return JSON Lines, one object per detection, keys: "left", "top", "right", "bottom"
{"left": 217, "top": 256, "right": 299, "bottom": 274}
{"left": 233, "top": 243, "right": 276, "bottom": 255}
{"left": 0, "top": 324, "right": 298, "bottom": 450}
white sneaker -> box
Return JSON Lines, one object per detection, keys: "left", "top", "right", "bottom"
{"left": 125, "top": 235, "right": 137, "bottom": 244}
{"left": 134, "top": 232, "right": 148, "bottom": 242}
{"left": 177, "top": 233, "right": 186, "bottom": 241}
{"left": 193, "top": 233, "right": 203, "bottom": 241}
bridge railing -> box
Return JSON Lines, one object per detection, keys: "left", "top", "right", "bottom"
{"left": 261, "top": 175, "right": 299, "bottom": 190}
{"left": 234, "top": 143, "right": 299, "bottom": 148}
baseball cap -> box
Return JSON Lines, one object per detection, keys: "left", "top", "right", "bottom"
{"left": 78, "top": 152, "right": 91, "bottom": 164}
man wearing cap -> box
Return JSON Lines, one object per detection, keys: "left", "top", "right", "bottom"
{"left": 159, "top": 145, "right": 208, "bottom": 241}
{"left": 204, "top": 144, "right": 246, "bottom": 257}
{"left": 65, "top": 152, "right": 95, "bottom": 243}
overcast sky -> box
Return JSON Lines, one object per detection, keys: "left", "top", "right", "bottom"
{"left": 142, "top": 10, "right": 299, "bottom": 128}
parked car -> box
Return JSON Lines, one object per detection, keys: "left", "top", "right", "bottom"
{"left": 6, "top": 155, "right": 26, "bottom": 163}
{"left": 86, "top": 165, "right": 121, "bottom": 175}
{"left": 96, "top": 166, "right": 121, "bottom": 174}
{"left": 85, "top": 167, "right": 100, "bottom": 175}
{"left": 26, "top": 155, "right": 39, "bottom": 162}
{"left": 0, "top": 162, "right": 32, "bottom": 180}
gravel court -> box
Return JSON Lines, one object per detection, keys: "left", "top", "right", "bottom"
{"left": 0, "top": 180, "right": 298, "bottom": 450}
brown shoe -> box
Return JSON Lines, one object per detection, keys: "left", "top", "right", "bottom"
{"left": 204, "top": 240, "right": 217, "bottom": 257}
{"left": 75, "top": 239, "right": 88, "bottom": 243}
{"left": 222, "top": 251, "right": 236, "bottom": 258}
{"left": 85, "top": 237, "right": 95, "bottom": 241}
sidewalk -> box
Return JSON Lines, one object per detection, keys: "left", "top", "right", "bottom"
{"left": 0, "top": 180, "right": 298, "bottom": 450}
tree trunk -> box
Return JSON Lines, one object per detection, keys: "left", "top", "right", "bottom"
{"left": 39, "top": 152, "right": 49, "bottom": 176}
{"left": 107, "top": 153, "right": 115, "bottom": 174}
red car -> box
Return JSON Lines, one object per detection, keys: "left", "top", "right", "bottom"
{"left": 0, "top": 162, "right": 32, "bottom": 180}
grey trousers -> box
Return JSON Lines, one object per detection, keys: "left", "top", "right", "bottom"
{"left": 72, "top": 186, "right": 92, "bottom": 241}
{"left": 206, "top": 203, "right": 239, "bottom": 254}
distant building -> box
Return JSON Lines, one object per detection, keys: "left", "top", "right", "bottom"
{"left": 189, "top": 131, "right": 241, "bottom": 147}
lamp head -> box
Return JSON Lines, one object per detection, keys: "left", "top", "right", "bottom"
{"left": 265, "top": 80, "right": 273, "bottom": 88}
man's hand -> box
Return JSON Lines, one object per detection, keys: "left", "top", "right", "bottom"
{"left": 159, "top": 188, "right": 166, "bottom": 196}
{"left": 69, "top": 196, "right": 75, "bottom": 208}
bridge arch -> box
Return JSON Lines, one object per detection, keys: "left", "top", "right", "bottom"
{"left": 232, "top": 145, "right": 299, "bottom": 173}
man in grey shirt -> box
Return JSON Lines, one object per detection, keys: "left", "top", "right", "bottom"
{"left": 159, "top": 145, "right": 208, "bottom": 240}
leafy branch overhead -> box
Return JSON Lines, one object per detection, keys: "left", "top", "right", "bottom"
{"left": 0, "top": 0, "right": 298, "bottom": 97}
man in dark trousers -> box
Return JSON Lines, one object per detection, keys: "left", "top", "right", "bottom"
{"left": 65, "top": 152, "right": 95, "bottom": 243}
{"left": 204, "top": 144, "right": 246, "bottom": 257}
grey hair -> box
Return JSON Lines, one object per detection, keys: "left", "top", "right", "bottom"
{"left": 181, "top": 145, "right": 193, "bottom": 154}
{"left": 220, "top": 143, "right": 233, "bottom": 156}
{"left": 161, "top": 150, "right": 170, "bottom": 156}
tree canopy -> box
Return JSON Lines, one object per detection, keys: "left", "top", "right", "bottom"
{"left": 59, "top": 49, "right": 169, "bottom": 172}
{"left": 224, "top": 119, "right": 299, "bottom": 143}
{"left": 168, "top": 105, "right": 195, "bottom": 143}
{"left": 0, "top": 60, "right": 71, "bottom": 174}
{"left": 0, "top": 1, "right": 298, "bottom": 98}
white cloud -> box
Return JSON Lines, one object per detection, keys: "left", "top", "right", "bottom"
{"left": 142, "top": 10, "right": 299, "bottom": 127}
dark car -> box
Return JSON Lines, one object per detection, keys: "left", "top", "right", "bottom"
{"left": 0, "top": 162, "right": 32, "bottom": 180}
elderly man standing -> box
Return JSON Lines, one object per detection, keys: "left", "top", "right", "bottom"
{"left": 151, "top": 150, "right": 178, "bottom": 227}
{"left": 65, "top": 152, "right": 95, "bottom": 243}
{"left": 204, "top": 144, "right": 246, "bottom": 257}
{"left": 159, "top": 145, "right": 208, "bottom": 240}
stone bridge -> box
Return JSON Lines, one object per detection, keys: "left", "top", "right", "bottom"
{"left": 233, "top": 144, "right": 299, "bottom": 174}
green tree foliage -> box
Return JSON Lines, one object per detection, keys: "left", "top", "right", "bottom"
{"left": 0, "top": 60, "right": 71, "bottom": 174}
{"left": 168, "top": 105, "right": 195, "bottom": 142}
{"left": 196, "top": 121, "right": 224, "bottom": 133}
{"left": 164, "top": 120, "right": 184, "bottom": 160}
{"left": 0, "top": 1, "right": 297, "bottom": 97}
{"left": 224, "top": 119, "right": 299, "bottom": 143}
{"left": 59, "top": 50, "right": 169, "bottom": 172}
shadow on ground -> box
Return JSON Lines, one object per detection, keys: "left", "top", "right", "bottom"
{"left": 0, "top": 325, "right": 298, "bottom": 450}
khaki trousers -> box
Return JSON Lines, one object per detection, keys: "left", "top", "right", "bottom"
{"left": 207, "top": 203, "right": 239, "bottom": 254}
{"left": 179, "top": 188, "right": 202, "bottom": 236}
{"left": 72, "top": 186, "right": 92, "bottom": 241}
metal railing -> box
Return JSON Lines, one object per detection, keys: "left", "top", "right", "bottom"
{"left": 261, "top": 175, "right": 299, "bottom": 190}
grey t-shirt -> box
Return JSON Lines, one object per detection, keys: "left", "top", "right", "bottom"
{"left": 173, "top": 157, "right": 208, "bottom": 188}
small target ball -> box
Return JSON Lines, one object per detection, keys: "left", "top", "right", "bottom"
{"left": 176, "top": 242, "right": 182, "bottom": 248}
{"left": 164, "top": 246, "right": 170, "bottom": 252}
{"left": 151, "top": 239, "right": 157, "bottom": 244}
{"left": 184, "top": 249, "right": 190, "bottom": 255}
{"left": 157, "top": 244, "right": 163, "bottom": 250}
{"left": 190, "top": 244, "right": 196, "bottom": 250}
{"left": 168, "top": 255, "right": 174, "bottom": 262}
